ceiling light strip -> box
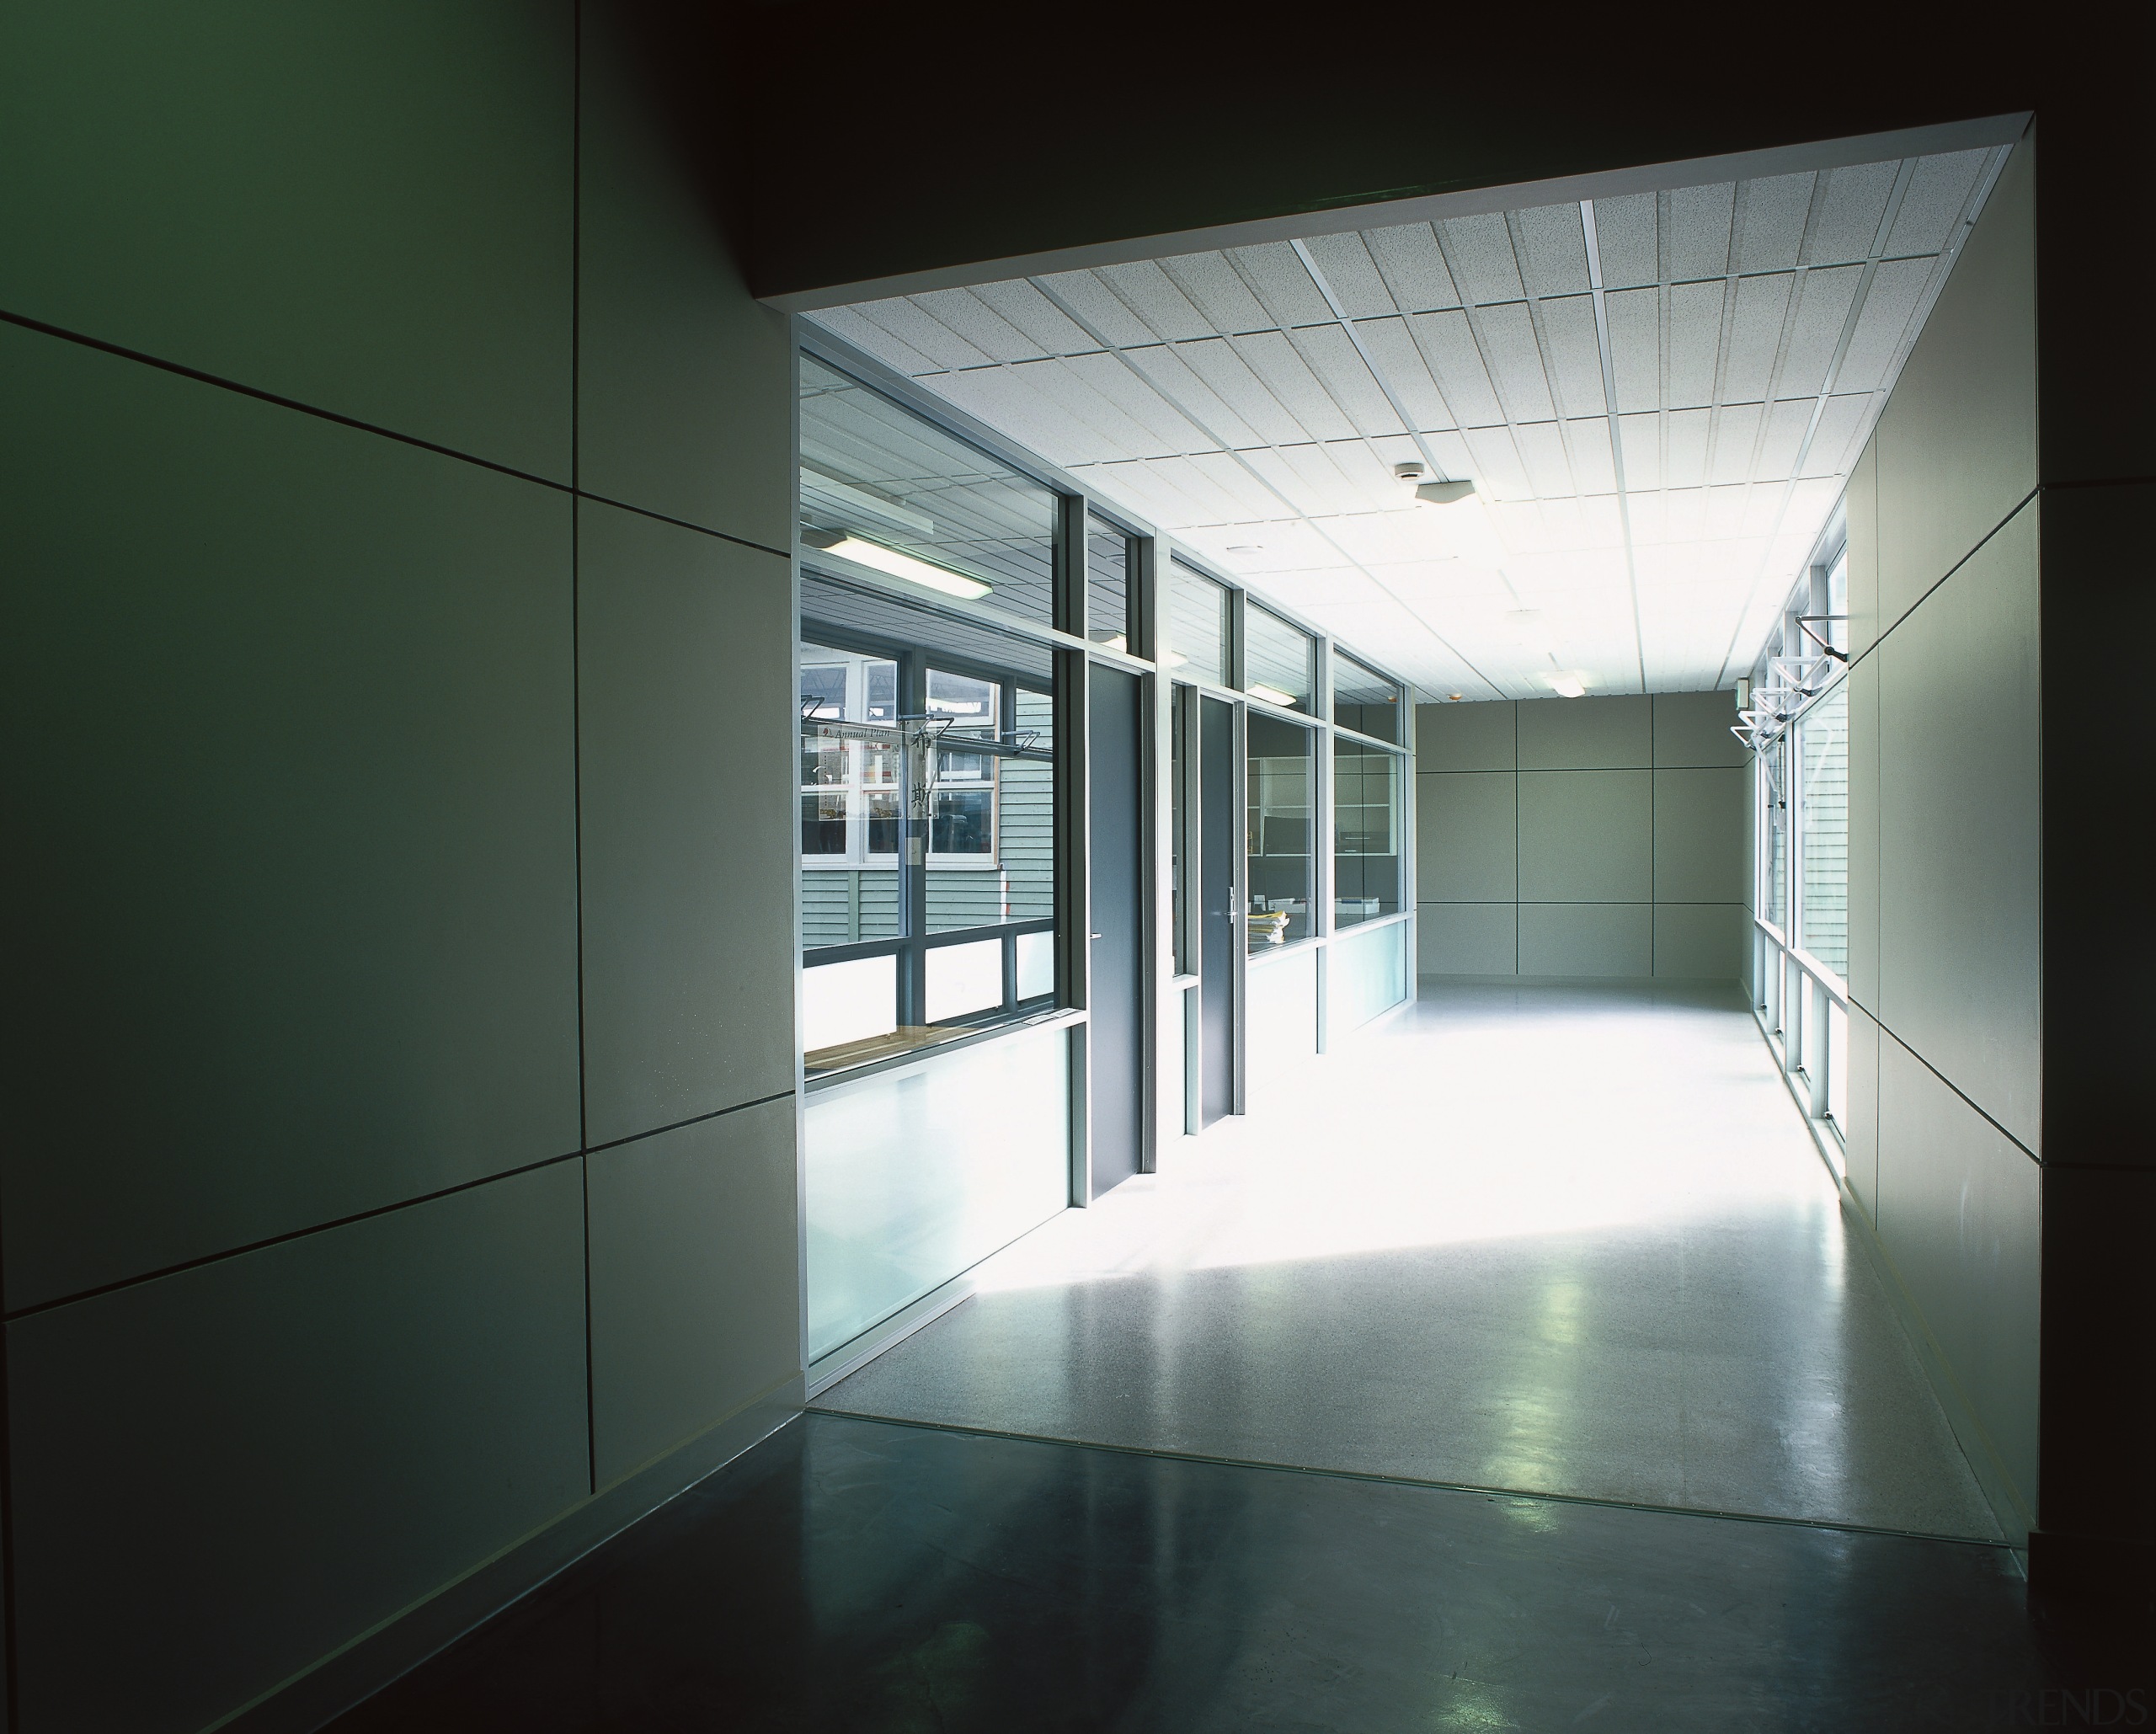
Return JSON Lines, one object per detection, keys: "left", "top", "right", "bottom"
{"left": 1024, "top": 272, "right": 1508, "bottom": 699}
{"left": 1579, "top": 200, "right": 1651, "bottom": 696}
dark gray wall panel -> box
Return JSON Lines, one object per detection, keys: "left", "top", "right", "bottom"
{"left": 1517, "top": 694, "right": 1651, "bottom": 769}
{"left": 578, "top": 502, "right": 798, "bottom": 1145}
{"left": 1844, "top": 440, "right": 1881, "bottom": 659}
{"left": 1876, "top": 1032, "right": 2040, "bottom": 1529}
{"left": 1876, "top": 499, "right": 2040, "bottom": 1152}
{"left": 1415, "top": 772, "right": 1516, "bottom": 901}
{"left": 2036, "top": 482, "right": 2156, "bottom": 1167}
{"left": 588, "top": 1099, "right": 800, "bottom": 1488}
{"left": 1844, "top": 1002, "right": 1881, "bottom": 1220}
{"left": 1413, "top": 699, "right": 1515, "bottom": 771}
{"left": 576, "top": 9, "right": 793, "bottom": 549}
{"left": 0, "top": 2, "right": 574, "bottom": 479}
{"left": 1417, "top": 903, "right": 1516, "bottom": 975}
{"left": 6, "top": 1162, "right": 590, "bottom": 1734}
{"left": 0, "top": 323, "right": 580, "bottom": 1310}
{"left": 1873, "top": 142, "right": 2036, "bottom": 633}
{"left": 1518, "top": 771, "right": 1652, "bottom": 902}
{"left": 1652, "top": 904, "right": 1746, "bottom": 982}
{"left": 1651, "top": 691, "right": 1747, "bottom": 768}
{"left": 1846, "top": 654, "right": 1881, "bottom": 1011}
{"left": 1652, "top": 769, "right": 1745, "bottom": 903}
{"left": 1518, "top": 904, "right": 1652, "bottom": 978}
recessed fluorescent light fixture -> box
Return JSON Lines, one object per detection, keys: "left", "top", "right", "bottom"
{"left": 823, "top": 536, "right": 990, "bottom": 600}
{"left": 1246, "top": 682, "right": 1298, "bottom": 707}
{"left": 1539, "top": 670, "right": 1589, "bottom": 698}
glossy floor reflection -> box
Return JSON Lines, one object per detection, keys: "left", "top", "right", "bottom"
{"left": 819, "top": 983, "right": 2000, "bottom": 1539}
{"left": 333, "top": 1412, "right": 2143, "bottom": 1734}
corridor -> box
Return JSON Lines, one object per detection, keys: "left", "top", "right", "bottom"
{"left": 817, "top": 982, "right": 1996, "bottom": 1539}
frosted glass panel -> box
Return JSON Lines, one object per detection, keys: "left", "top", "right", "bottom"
{"left": 926, "top": 937, "right": 1002, "bottom": 1022}
{"left": 803, "top": 955, "right": 896, "bottom": 1052}
{"left": 1016, "top": 930, "right": 1054, "bottom": 1000}
{"left": 1328, "top": 919, "right": 1409, "bottom": 1035}
{"left": 805, "top": 1023, "right": 1070, "bottom": 1359}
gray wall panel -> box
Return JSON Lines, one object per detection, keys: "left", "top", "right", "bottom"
{"left": 1417, "top": 903, "right": 1517, "bottom": 975}
{"left": 1652, "top": 904, "right": 1747, "bottom": 982}
{"left": 1844, "top": 1002, "right": 1881, "bottom": 1221}
{"left": 1518, "top": 771, "right": 1652, "bottom": 903}
{"left": 577, "top": 9, "right": 793, "bottom": 549}
{"left": 1415, "top": 771, "right": 1516, "bottom": 901}
{"left": 6, "top": 1162, "right": 590, "bottom": 1734}
{"left": 0, "top": 323, "right": 582, "bottom": 1310}
{"left": 588, "top": 1099, "right": 801, "bottom": 1487}
{"left": 0, "top": 0, "right": 574, "bottom": 479}
{"left": 1876, "top": 1032, "right": 2040, "bottom": 1531}
{"left": 1518, "top": 904, "right": 1652, "bottom": 978}
{"left": 1413, "top": 698, "right": 1515, "bottom": 771}
{"left": 1873, "top": 142, "right": 2037, "bottom": 635}
{"left": 1517, "top": 693, "right": 1652, "bottom": 769}
{"left": 1845, "top": 654, "right": 1881, "bottom": 1011}
{"left": 578, "top": 502, "right": 797, "bottom": 1145}
{"left": 1845, "top": 439, "right": 1881, "bottom": 659}
{"left": 1876, "top": 499, "right": 2041, "bottom": 1152}
{"left": 1651, "top": 691, "right": 1747, "bottom": 768}
{"left": 1652, "top": 768, "right": 1745, "bottom": 903}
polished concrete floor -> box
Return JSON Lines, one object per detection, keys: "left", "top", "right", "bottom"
{"left": 818, "top": 984, "right": 2000, "bottom": 1539}
{"left": 333, "top": 1411, "right": 2144, "bottom": 1733}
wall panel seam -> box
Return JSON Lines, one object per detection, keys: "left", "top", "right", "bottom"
{"left": 1852, "top": 483, "right": 2041, "bottom": 667}
{"left": 1860, "top": 1007, "right": 2041, "bottom": 1168}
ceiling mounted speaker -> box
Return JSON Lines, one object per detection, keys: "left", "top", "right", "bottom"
{"left": 1415, "top": 479, "right": 1476, "bottom": 506}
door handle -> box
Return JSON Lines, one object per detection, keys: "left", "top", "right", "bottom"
{"left": 1091, "top": 931, "right": 1104, "bottom": 939}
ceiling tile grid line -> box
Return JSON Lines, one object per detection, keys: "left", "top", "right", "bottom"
{"left": 1022, "top": 269, "right": 1508, "bottom": 698}
{"left": 1579, "top": 199, "right": 1649, "bottom": 693}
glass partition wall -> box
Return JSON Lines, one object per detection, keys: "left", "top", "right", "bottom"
{"left": 795, "top": 330, "right": 1416, "bottom": 1379}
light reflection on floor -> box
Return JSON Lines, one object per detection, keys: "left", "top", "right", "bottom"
{"left": 817, "top": 983, "right": 2001, "bottom": 1540}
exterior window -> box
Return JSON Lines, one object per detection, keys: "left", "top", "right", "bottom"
{"left": 1165, "top": 560, "right": 1230, "bottom": 687}
{"left": 1797, "top": 682, "right": 1849, "bottom": 979}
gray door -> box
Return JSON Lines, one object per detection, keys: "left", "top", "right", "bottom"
{"left": 1087, "top": 663, "right": 1144, "bottom": 1195}
{"left": 1199, "top": 694, "right": 1235, "bottom": 1126}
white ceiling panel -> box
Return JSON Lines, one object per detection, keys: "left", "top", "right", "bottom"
{"left": 1438, "top": 213, "right": 1526, "bottom": 305}
{"left": 1664, "top": 183, "right": 1735, "bottom": 280}
{"left": 1363, "top": 222, "right": 1460, "bottom": 312}
{"left": 819, "top": 139, "right": 2004, "bottom": 695}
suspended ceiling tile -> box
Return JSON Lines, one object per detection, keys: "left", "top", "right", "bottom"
{"left": 1410, "top": 310, "right": 1504, "bottom": 428}
{"left": 1755, "top": 397, "right": 1814, "bottom": 481}
{"left": 1269, "top": 441, "right": 1371, "bottom": 516}
{"left": 909, "top": 287, "right": 1049, "bottom": 364}
{"left": 1803, "top": 161, "right": 1898, "bottom": 265}
{"left": 1226, "top": 242, "right": 1334, "bottom": 328}
{"left": 1438, "top": 212, "right": 1525, "bottom": 305}
{"left": 1315, "top": 510, "right": 1422, "bottom": 565}
{"left": 1721, "top": 273, "right": 1794, "bottom": 403}
{"left": 1460, "top": 424, "right": 1531, "bottom": 499}
{"left": 1183, "top": 448, "right": 1295, "bottom": 520}
{"left": 1319, "top": 438, "right": 1406, "bottom": 500}
{"left": 1230, "top": 329, "right": 1360, "bottom": 442}
{"left": 931, "top": 364, "right": 1133, "bottom": 466}
{"left": 1241, "top": 568, "right": 1381, "bottom": 612}
{"left": 969, "top": 278, "right": 1099, "bottom": 356}
{"left": 1293, "top": 323, "right": 1406, "bottom": 436}
{"left": 1147, "top": 451, "right": 1269, "bottom": 522}
{"left": 1513, "top": 203, "right": 1592, "bottom": 298}
{"left": 1422, "top": 429, "right": 1476, "bottom": 483}
{"left": 1513, "top": 420, "right": 1576, "bottom": 497}
{"left": 1237, "top": 444, "right": 1332, "bottom": 519}
{"left": 1774, "top": 264, "right": 1861, "bottom": 398}
{"left": 1301, "top": 232, "right": 1398, "bottom": 318}
{"left": 1666, "top": 280, "right": 1725, "bottom": 408}
{"left": 1739, "top": 483, "right": 1790, "bottom": 536}
{"left": 1353, "top": 315, "right": 1455, "bottom": 432}
{"left": 808, "top": 307, "right": 939, "bottom": 377}
{"left": 1097, "top": 259, "right": 1216, "bottom": 344}
{"left": 1835, "top": 254, "right": 1935, "bottom": 392}
{"left": 1476, "top": 301, "right": 1556, "bottom": 422}
{"left": 1033, "top": 269, "right": 1159, "bottom": 349}
{"left": 1704, "top": 484, "right": 1755, "bottom": 536}
{"left": 1067, "top": 349, "right": 1229, "bottom": 454}
{"left": 1605, "top": 287, "right": 1660, "bottom": 413}
{"left": 1072, "top": 457, "right": 1206, "bottom": 527}
{"left": 1362, "top": 222, "right": 1460, "bottom": 313}
{"left": 1626, "top": 489, "right": 1668, "bottom": 544}
{"left": 1658, "top": 486, "right": 1708, "bottom": 542}
{"left": 1785, "top": 475, "right": 1843, "bottom": 527}
{"left": 1022, "top": 353, "right": 1188, "bottom": 459}
{"left": 1172, "top": 336, "right": 1306, "bottom": 447}
{"left": 1122, "top": 342, "right": 1267, "bottom": 449}
{"left": 1884, "top": 149, "right": 1989, "bottom": 256}
{"left": 1563, "top": 419, "right": 1617, "bottom": 494}
{"left": 1664, "top": 182, "right": 1735, "bottom": 280}
{"left": 1591, "top": 192, "right": 1659, "bottom": 290}
{"left": 1158, "top": 251, "right": 1273, "bottom": 333}
{"left": 1539, "top": 295, "right": 1608, "bottom": 419}
{"left": 1618, "top": 413, "right": 1661, "bottom": 491}
{"left": 1736, "top": 172, "right": 1816, "bottom": 273}
{"left": 855, "top": 296, "right": 998, "bottom": 371}
{"left": 1664, "top": 408, "right": 1711, "bottom": 489}
{"left": 1801, "top": 393, "right": 1871, "bottom": 478}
